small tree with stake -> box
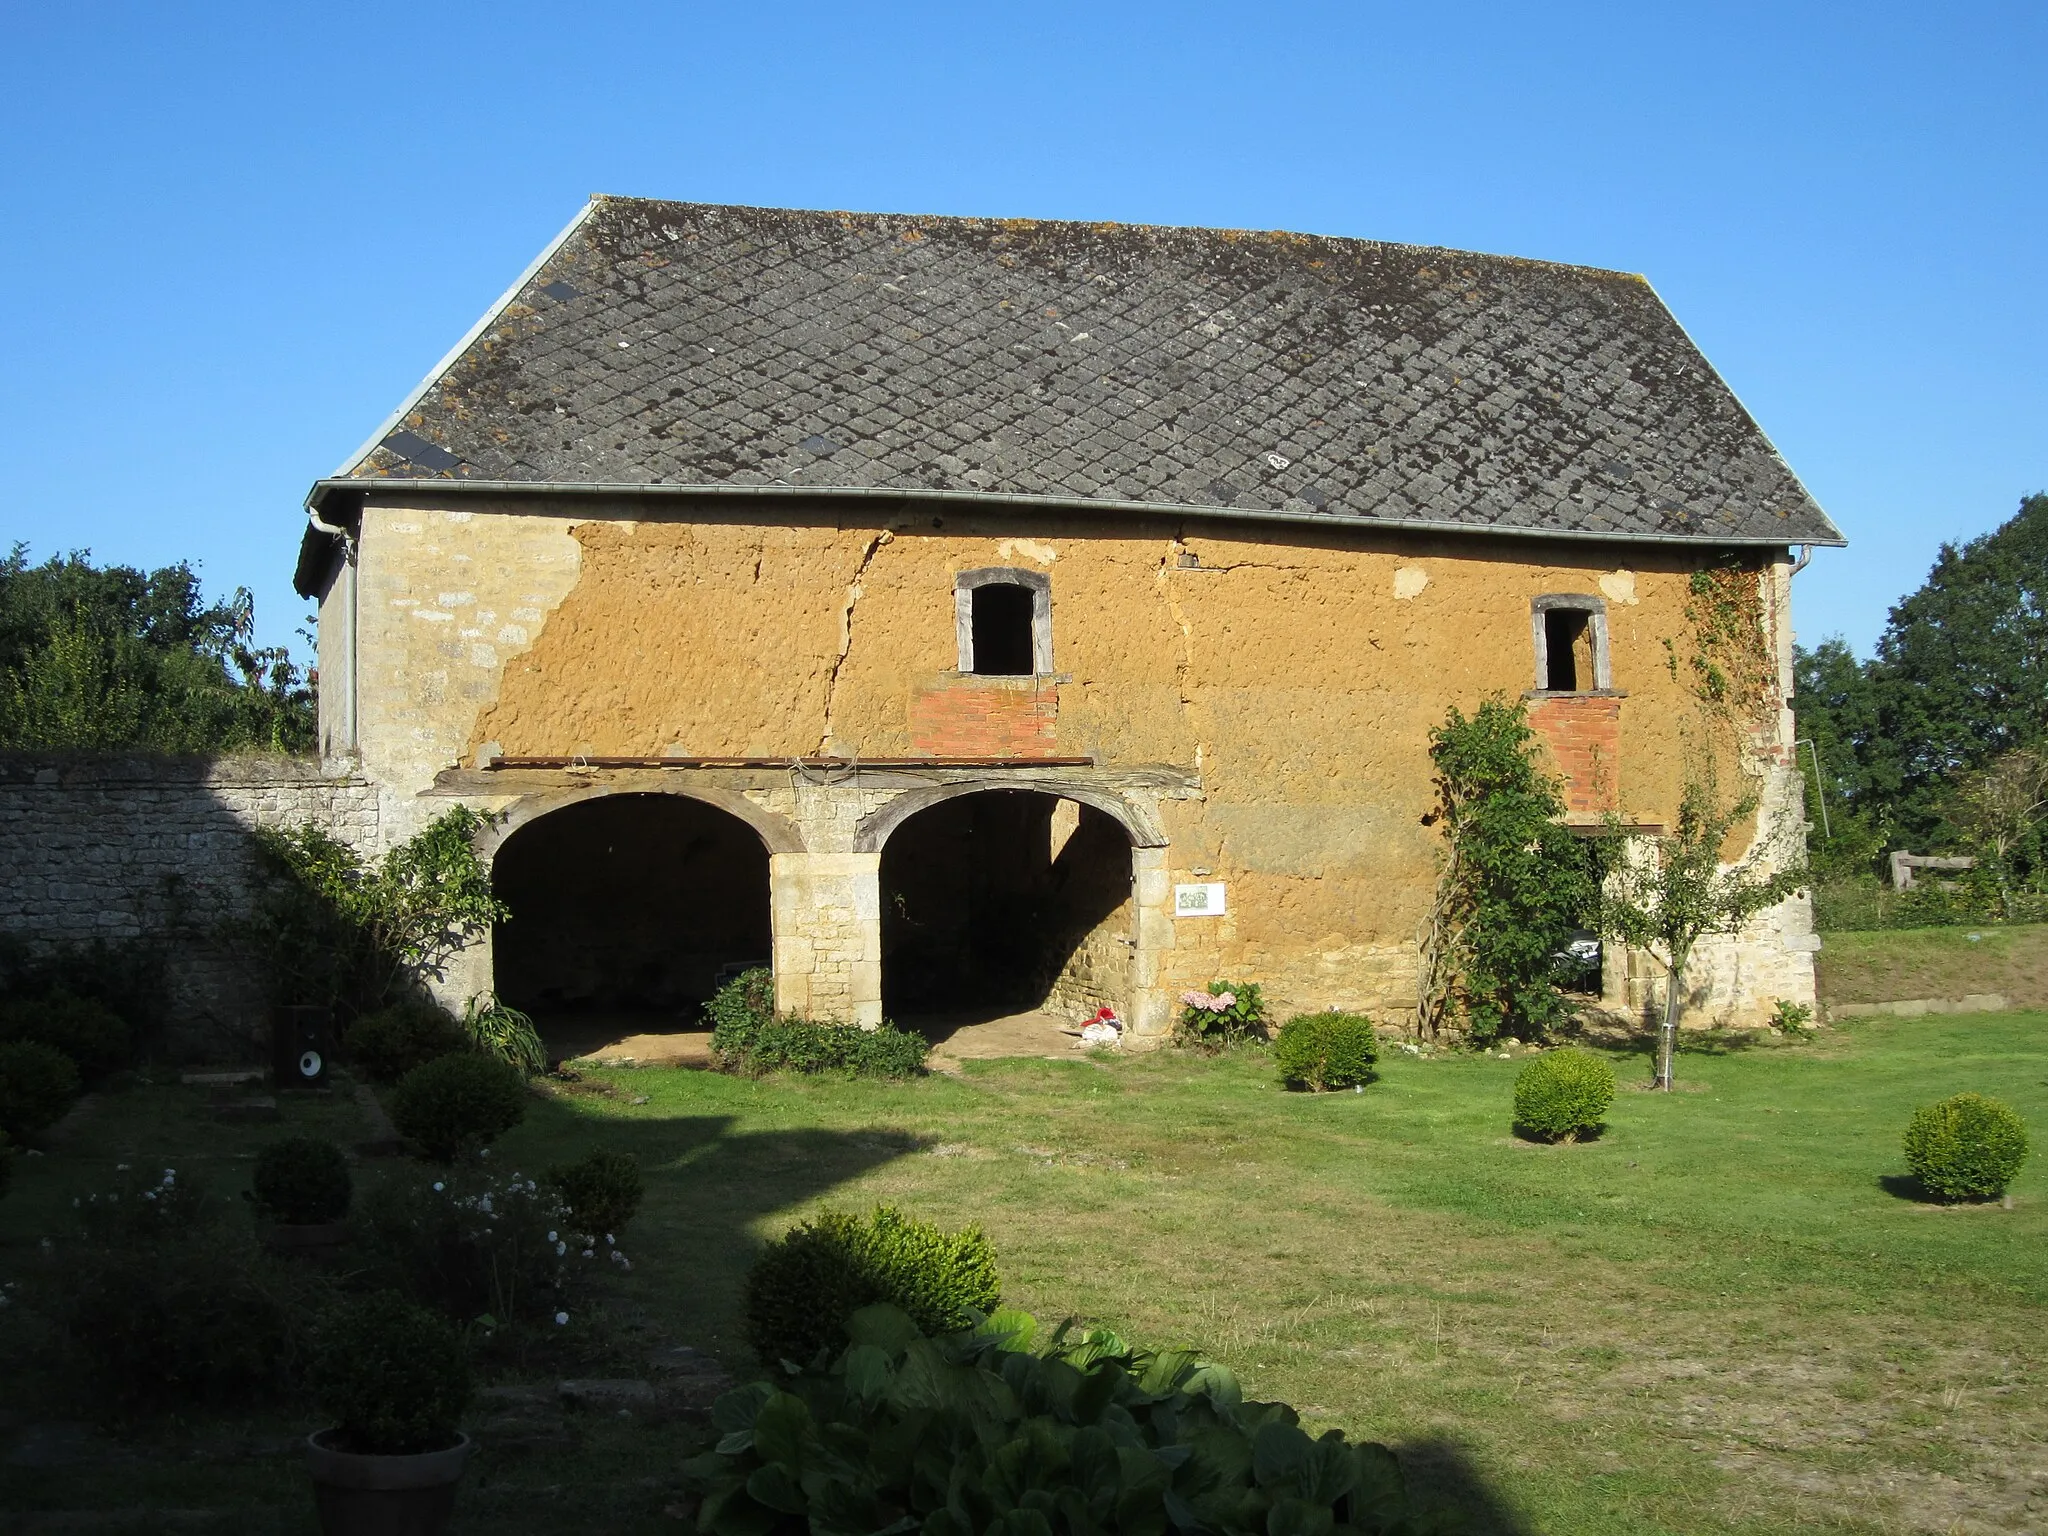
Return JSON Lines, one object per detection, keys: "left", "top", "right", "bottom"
{"left": 1598, "top": 766, "right": 1804, "bottom": 1090}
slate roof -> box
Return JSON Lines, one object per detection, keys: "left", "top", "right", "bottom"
{"left": 314, "top": 197, "right": 1841, "bottom": 548}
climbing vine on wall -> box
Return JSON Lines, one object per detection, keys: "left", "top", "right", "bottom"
{"left": 1663, "top": 562, "right": 1778, "bottom": 728}
{"left": 1416, "top": 698, "right": 1602, "bottom": 1043}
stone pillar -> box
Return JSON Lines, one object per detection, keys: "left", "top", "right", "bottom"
{"left": 1128, "top": 845, "right": 1175, "bottom": 1042}
{"left": 771, "top": 851, "right": 883, "bottom": 1027}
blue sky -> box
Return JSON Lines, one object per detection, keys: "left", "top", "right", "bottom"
{"left": 1, "top": 2, "right": 2040, "bottom": 658}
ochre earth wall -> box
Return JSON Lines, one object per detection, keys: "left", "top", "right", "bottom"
{"left": 325, "top": 496, "right": 1813, "bottom": 1029}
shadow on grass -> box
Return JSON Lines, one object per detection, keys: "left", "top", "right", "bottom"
{"left": 1878, "top": 1172, "right": 1931, "bottom": 1203}
{"left": 512, "top": 1091, "right": 931, "bottom": 1354}
{"left": 1400, "top": 1437, "right": 1539, "bottom": 1536}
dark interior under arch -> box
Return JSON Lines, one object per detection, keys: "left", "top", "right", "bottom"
{"left": 491, "top": 793, "right": 771, "bottom": 1030}
{"left": 879, "top": 790, "right": 1132, "bottom": 1022}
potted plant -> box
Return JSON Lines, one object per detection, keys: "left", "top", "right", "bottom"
{"left": 305, "top": 1291, "right": 473, "bottom": 1536}
{"left": 248, "top": 1136, "right": 353, "bottom": 1255}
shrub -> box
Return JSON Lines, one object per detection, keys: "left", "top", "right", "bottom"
{"left": 546, "top": 1149, "right": 643, "bottom": 1241}
{"left": 1174, "top": 980, "right": 1269, "bottom": 1051}
{"left": 1274, "top": 1011, "right": 1380, "bottom": 1091}
{"left": 0, "top": 991, "right": 131, "bottom": 1080}
{"left": 0, "top": 935, "right": 168, "bottom": 1056}
{"left": 1903, "top": 1092, "right": 2030, "bottom": 1201}
{"left": 1512, "top": 1048, "right": 1616, "bottom": 1143}
{"left": 0, "top": 1039, "right": 82, "bottom": 1141}
{"left": 744, "top": 1206, "right": 1000, "bottom": 1366}
{"left": 309, "top": 1291, "right": 471, "bottom": 1454}
{"left": 75, "top": 1165, "right": 211, "bottom": 1243}
{"left": 0, "top": 1130, "right": 12, "bottom": 1201}
{"left": 684, "top": 1305, "right": 1425, "bottom": 1536}
{"left": 389, "top": 1052, "right": 527, "bottom": 1163}
{"left": 713, "top": 1015, "right": 929, "bottom": 1078}
{"left": 250, "top": 1136, "right": 352, "bottom": 1225}
{"left": 356, "top": 1168, "right": 616, "bottom": 1325}
{"left": 703, "top": 967, "right": 776, "bottom": 1035}
{"left": 461, "top": 991, "right": 547, "bottom": 1078}
{"left": 67, "top": 1242, "right": 294, "bottom": 1412}
{"left": 342, "top": 1001, "right": 469, "bottom": 1085}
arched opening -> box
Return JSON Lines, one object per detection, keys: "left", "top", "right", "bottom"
{"left": 879, "top": 790, "right": 1133, "bottom": 1029}
{"left": 491, "top": 793, "right": 772, "bottom": 1053}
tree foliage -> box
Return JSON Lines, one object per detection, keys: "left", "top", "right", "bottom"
{"left": 1598, "top": 765, "right": 1804, "bottom": 1089}
{"left": 0, "top": 546, "right": 314, "bottom": 753}
{"left": 243, "top": 807, "right": 508, "bottom": 1018}
{"left": 1420, "top": 698, "right": 1599, "bottom": 1042}
{"left": 1796, "top": 493, "right": 2048, "bottom": 854}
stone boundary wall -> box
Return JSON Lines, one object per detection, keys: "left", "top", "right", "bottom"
{"left": 0, "top": 753, "right": 380, "bottom": 1059}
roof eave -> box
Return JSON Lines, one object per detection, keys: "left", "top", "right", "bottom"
{"left": 304, "top": 476, "right": 1847, "bottom": 550}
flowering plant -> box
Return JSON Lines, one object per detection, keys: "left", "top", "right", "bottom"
{"left": 74, "top": 1164, "right": 211, "bottom": 1242}
{"left": 357, "top": 1166, "right": 630, "bottom": 1329}
{"left": 1173, "top": 980, "right": 1269, "bottom": 1052}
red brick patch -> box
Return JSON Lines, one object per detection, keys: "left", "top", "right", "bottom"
{"left": 1528, "top": 695, "right": 1620, "bottom": 814}
{"left": 908, "top": 682, "right": 1059, "bottom": 757}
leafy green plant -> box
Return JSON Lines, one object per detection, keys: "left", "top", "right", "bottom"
{"left": 1174, "top": 981, "right": 1269, "bottom": 1051}
{"left": 244, "top": 807, "right": 508, "bottom": 1017}
{"left": 1902, "top": 1092, "right": 2029, "bottom": 1201}
{"left": 0, "top": 1039, "right": 82, "bottom": 1141}
{"left": 1273, "top": 1011, "right": 1379, "bottom": 1091}
{"left": 1598, "top": 762, "right": 1806, "bottom": 1090}
{"left": 703, "top": 966, "right": 776, "bottom": 1034}
{"left": 684, "top": 1304, "right": 1434, "bottom": 1536}
{"left": 1420, "top": 699, "right": 1600, "bottom": 1042}
{"left": 712, "top": 1011, "right": 929, "bottom": 1078}
{"left": 67, "top": 1241, "right": 296, "bottom": 1413}
{"left": 309, "top": 1291, "right": 472, "bottom": 1454}
{"left": 0, "top": 991, "right": 131, "bottom": 1080}
{"left": 74, "top": 1165, "right": 211, "bottom": 1243}
{"left": 389, "top": 1053, "right": 527, "bottom": 1163}
{"left": 461, "top": 991, "right": 547, "bottom": 1077}
{"left": 744, "top": 1206, "right": 1000, "bottom": 1366}
{"left": 546, "top": 1149, "right": 643, "bottom": 1241}
{"left": 342, "top": 1000, "right": 470, "bottom": 1084}
{"left": 1769, "top": 998, "right": 1817, "bottom": 1037}
{"left": 249, "top": 1136, "right": 352, "bottom": 1225}
{"left": 1512, "top": 1049, "right": 1617, "bottom": 1142}
{"left": 0, "top": 936, "right": 167, "bottom": 1060}
{"left": 355, "top": 1168, "right": 610, "bottom": 1326}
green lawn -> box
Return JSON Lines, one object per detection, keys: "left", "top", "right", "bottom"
{"left": 4, "top": 1014, "right": 2045, "bottom": 1534}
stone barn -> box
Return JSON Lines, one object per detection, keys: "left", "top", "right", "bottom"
{"left": 294, "top": 197, "right": 1842, "bottom": 1043}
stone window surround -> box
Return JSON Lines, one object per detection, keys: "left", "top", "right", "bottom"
{"left": 1528, "top": 592, "right": 1614, "bottom": 695}
{"left": 955, "top": 567, "right": 1054, "bottom": 676}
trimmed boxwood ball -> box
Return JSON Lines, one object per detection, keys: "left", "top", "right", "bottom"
{"left": 389, "top": 1053, "right": 527, "bottom": 1163}
{"left": 250, "top": 1135, "right": 352, "bottom": 1224}
{"left": 343, "top": 1002, "right": 470, "bottom": 1085}
{"left": 0, "top": 991, "right": 131, "bottom": 1080}
{"left": 1512, "top": 1048, "right": 1616, "bottom": 1143}
{"left": 744, "top": 1205, "right": 1000, "bottom": 1366}
{"left": 310, "top": 1290, "right": 472, "bottom": 1455}
{"left": 547, "top": 1148, "right": 643, "bottom": 1240}
{"left": 0, "top": 1039, "right": 83, "bottom": 1141}
{"left": 1273, "top": 1011, "right": 1379, "bottom": 1091}
{"left": 1903, "top": 1092, "right": 2029, "bottom": 1201}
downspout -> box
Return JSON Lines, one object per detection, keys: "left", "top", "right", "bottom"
{"left": 307, "top": 505, "right": 360, "bottom": 758}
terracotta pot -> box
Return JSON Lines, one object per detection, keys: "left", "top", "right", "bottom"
{"left": 260, "top": 1221, "right": 351, "bottom": 1256}
{"left": 306, "top": 1429, "right": 472, "bottom": 1536}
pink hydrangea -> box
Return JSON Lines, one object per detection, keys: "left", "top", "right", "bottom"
{"left": 1180, "top": 989, "right": 1238, "bottom": 1011}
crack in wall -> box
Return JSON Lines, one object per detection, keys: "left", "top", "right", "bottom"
{"left": 1157, "top": 535, "right": 1202, "bottom": 771}
{"left": 816, "top": 530, "right": 890, "bottom": 754}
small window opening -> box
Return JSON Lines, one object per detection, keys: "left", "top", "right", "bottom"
{"left": 970, "top": 583, "right": 1036, "bottom": 676}
{"left": 1543, "top": 609, "right": 1595, "bottom": 692}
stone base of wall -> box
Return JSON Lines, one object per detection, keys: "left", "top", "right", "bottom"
{"left": 0, "top": 753, "right": 380, "bottom": 1061}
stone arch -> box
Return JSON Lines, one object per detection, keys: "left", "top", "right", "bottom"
{"left": 486, "top": 787, "right": 782, "bottom": 1028}
{"left": 477, "top": 781, "right": 805, "bottom": 866}
{"left": 854, "top": 780, "right": 1164, "bottom": 854}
